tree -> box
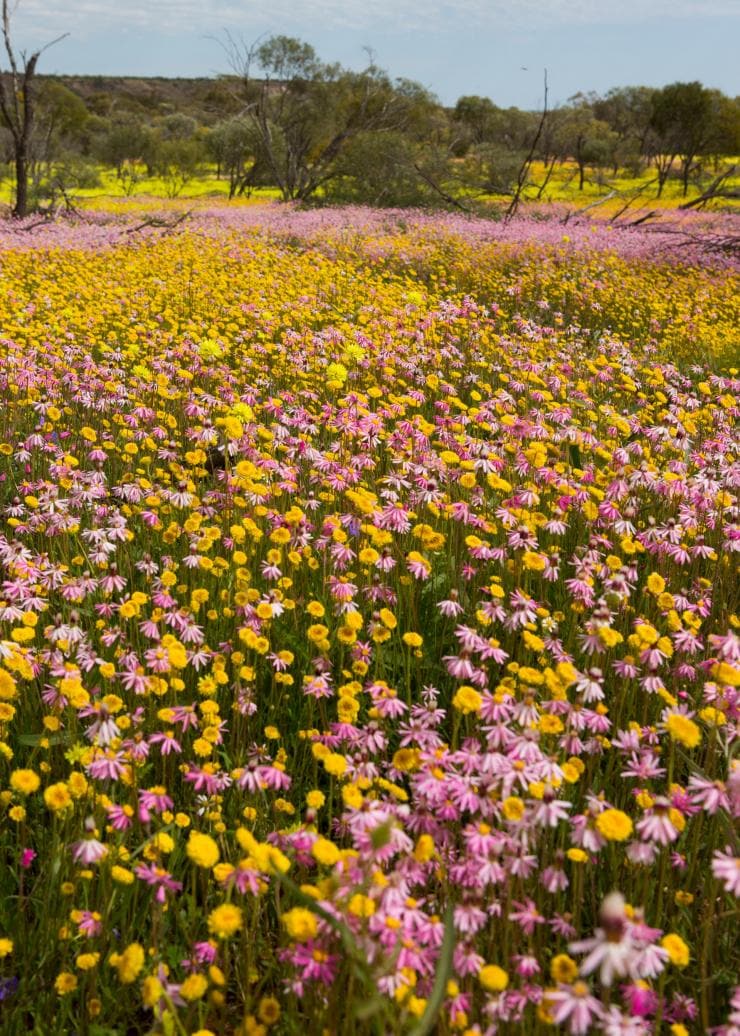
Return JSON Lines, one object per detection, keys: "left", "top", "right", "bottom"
{"left": 223, "top": 34, "right": 425, "bottom": 203}
{"left": 92, "top": 119, "right": 151, "bottom": 177}
{"left": 0, "top": 0, "right": 67, "bottom": 216}
{"left": 158, "top": 112, "right": 199, "bottom": 142}
{"left": 453, "top": 95, "right": 499, "bottom": 148}
{"left": 207, "top": 117, "right": 263, "bottom": 197}
{"left": 558, "top": 98, "right": 617, "bottom": 191}
{"left": 326, "top": 84, "right": 446, "bottom": 207}
{"left": 327, "top": 129, "right": 431, "bottom": 206}
{"left": 592, "top": 85, "right": 655, "bottom": 174}
{"left": 705, "top": 91, "right": 740, "bottom": 170}
{"left": 21, "top": 81, "right": 93, "bottom": 211}
{"left": 451, "top": 96, "right": 546, "bottom": 201}
{"left": 649, "top": 81, "right": 714, "bottom": 196}
{"left": 32, "top": 81, "right": 88, "bottom": 173}
{"left": 150, "top": 137, "right": 204, "bottom": 198}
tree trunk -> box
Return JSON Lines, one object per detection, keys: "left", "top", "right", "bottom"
{"left": 656, "top": 163, "right": 668, "bottom": 198}
{"left": 13, "top": 151, "right": 28, "bottom": 218}
{"left": 535, "top": 155, "right": 557, "bottom": 200}
{"left": 681, "top": 159, "right": 691, "bottom": 197}
{"left": 655, "top": 154, "right": 674, "bottom": 199}
{"left": 0, "top": 6, "right": 68, "bottom": 220}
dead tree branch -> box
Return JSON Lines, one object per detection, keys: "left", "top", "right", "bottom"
{"left": 505, "top": 69, "right": 548, "bottom": 221}
{"left": 678, "top": 165, "right": 738, "bottom": 210}
{"left": 413, "top": 164, "right": 472, "bottom": 213}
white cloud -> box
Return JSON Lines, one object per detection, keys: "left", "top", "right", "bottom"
{"left": 11, "top": 0, "right": 740, "bottom": 40}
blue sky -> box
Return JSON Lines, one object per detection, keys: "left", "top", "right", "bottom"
{"left": 12, "top": 0, "right": 740, "bottom": 107}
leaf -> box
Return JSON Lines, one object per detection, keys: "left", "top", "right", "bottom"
{"left": 17, "top": 732, "right": 67, "bottom": 747}
{"left": 353, "top": 996, "right": 388, "bottom": 1021}
{"left": 407, "top": 902, "right": 455, "bottom": 1036}
{"left": 369, "top": 820, "right": 392, "bottom": 850}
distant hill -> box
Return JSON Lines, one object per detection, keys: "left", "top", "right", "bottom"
{"left": 41, "top": 74, "right": 247, "bottom": 123}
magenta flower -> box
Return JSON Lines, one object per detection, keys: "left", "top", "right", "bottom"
{"left": 712, "top": 848, "right": 740, "bottom": 895}
{"left": 19, "top": 849, "right": 36, "bottom": 869}
{"left": 134, "top": 863, "right": 183, "bottom": 903}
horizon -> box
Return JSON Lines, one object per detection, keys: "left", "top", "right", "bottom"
{"left": 10, "top": 1, "right": 740, "bottom": 109}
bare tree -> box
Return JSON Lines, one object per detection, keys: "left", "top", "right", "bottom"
{"left": 0, "top": 0, "right": 67, "bottom": 217}
{"left": 506, "top": 70, "right": 548, "bottom": 220}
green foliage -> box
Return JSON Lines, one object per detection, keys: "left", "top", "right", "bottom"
{"left": 325, "top": 130, "right": 433, "bottom": 207}
{"left": 649, "top": 81, "right": 717, "bottom": 195}
{"left": 150, "top": 138, "right": 204, "bottom": 197}
{"left": 6, "top": 59, "right": 739, "bottom": 212}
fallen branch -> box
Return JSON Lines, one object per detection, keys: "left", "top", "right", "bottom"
{"left": 124, "top": 211, "right": 193, "bottom": 235}
{"left": 609, "top": 177, "right": 659, "bottom": 224}
{"left": 21, "top": 212, "right": 56, "bottom": 232}
{"left": 624, "top": 221, "right": 739, "bottom": 260}
{"left": 678, "top": 165, "right": 738, "bottom": 210}
{"left": 562, "top": 190, "right": 618, "bottom": 224}
{"left": 629, "top": 210, "right": 660, "bottom": 227}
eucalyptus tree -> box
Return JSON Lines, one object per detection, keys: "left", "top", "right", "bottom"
{"left": 224, "top": 34, "right": 431, "bottom": 203}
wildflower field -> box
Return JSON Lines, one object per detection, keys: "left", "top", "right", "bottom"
{"left": 0, "top": 204, "right": 738, "bottom": 1036}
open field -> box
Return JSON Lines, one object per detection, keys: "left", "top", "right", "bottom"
{"left": 0, "top": 204, "right": 738, "bottom": 1035}
{"left": 3, "top": 160, "right": 739, "bottom": 216}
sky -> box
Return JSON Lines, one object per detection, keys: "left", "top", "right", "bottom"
{"left": 10, "top": 0, "right": 740, "bottom": 108}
